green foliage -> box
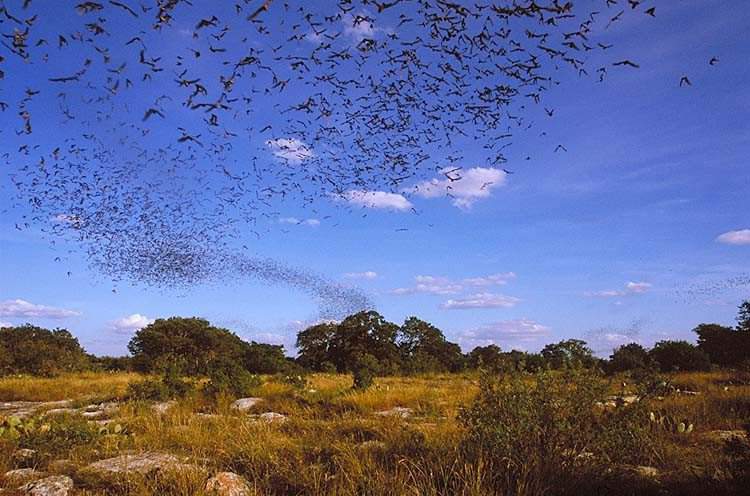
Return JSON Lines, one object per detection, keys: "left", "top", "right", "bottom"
{"left": 398, "top": 317, "right": 465, "bottom": 373}
{"left": 607, "top": 343, "right": 654, "bottom": 374}
{"left": 127, "top": 366, "right": 193, "bottom": 401}
{"left": 352, "top": 353, "right": 379, "bottom": 390}
{"left": 204, "top": 356, "right": 261, "bottom": 398}
{"left": 460, "top": 369, "right": 657, "bottom": 494}
{"left": 541, "top": 339, "right": 596, "bottom": 369}
{"left": 649, "top": 340, "right": 711, "bottom": 372}
{"left": 244, "top": 342, "right": 288, "bottom": 374}
{"left": 0, "top": 416, "right": 36, "bottom": 438}
{"left": 128, "top": 317, "right": 248, "bottom": 375}
{"left": 296, "top": 312, "right": 465, "bottom": 375}
{"left": 0, "top": 324, "right": 90, "bottom": 376}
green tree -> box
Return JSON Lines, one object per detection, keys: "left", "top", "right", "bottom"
{"left": 295, "top": 321, "right": 338, "bottom": 371}
{"left": 607, "top": 343, "right": 653, "bottom": 374}
{"left": 649, "top": 340, "right": 711, "bottom": 372}
{"left": 128, "top": 317, "right": 247, "bottom": 375}
{"left": 331, "top": 311, "right": 401, "bottom": 374}
{"left": 738, "top": 300, "right": 750, "bottom": 332}
{"left": 540, "top": 339, "right": 595, "bottom": 369}
{"left": 467, "top": 345, "right": 504, "bottom": 370}
{"left": 693, "top": 323, "right": 738, "bottom": 367}
{"left": 0, "top": 324, "right": 90, "bottom": 376}
{"left": 244, "top": 342, "right": 288, "bottom": 374}
{"left": 397, "top": 317, "right": 464, "bottom": 373}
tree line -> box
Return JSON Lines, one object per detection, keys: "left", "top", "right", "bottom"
{"left": 1, "top": 300, "right": 748, "bottom": 383}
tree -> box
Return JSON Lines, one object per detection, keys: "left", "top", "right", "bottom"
{"left": 244, "top": 342, "right": 288, "bottom": 374}
{"left": 295, "top": 322, "right": 338, "bottom": 371}
{"left": 397, "top": 317, "right": 464, "bottom": 373}
{"left": 693, "top": 324, "right": 738, "bottom": 367}
{"left": 649, "top": 340, "right": 711, "bottom": 372}
{"left": 466, "top": 345, "right": 504, "bottom": 370}
{"left": 541, "top": 339, "right": 596, "bottom": 369}
{"left": 331, "top": 311, "right": 401, "bottom": 374}
{"left": 0, "top": 324, "right": 90, "bottom": 376}
{"left": 128, "top": 317, "right": 247, "bottom": 375}
{"left": 737, "top": 300, "right": 750, "bottom": 332}
{"left": 607, "top": 343, "right": 653, "bottom": 374}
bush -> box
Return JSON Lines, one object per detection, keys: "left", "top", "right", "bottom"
{"left": 127, "top": 366, "right": 193, "bottom": 401}
{"left": 0, "top": 324, "right": 90, "bottom": 376}
{"left": 204, "top": 356, "right": 261, "bottom": 398}
{"left": 460, "top": 369, "right": 657, "bottom": 495}
{"left": 352, "top": 353, "right": 379, "bottom": 390}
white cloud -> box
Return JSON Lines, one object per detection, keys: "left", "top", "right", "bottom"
{"left": 342, "top": 12, "right": 383, "bottom": 42}
{"left": 441, "top": 292, "right": 521, "bottom": 309}
{"left": 462, "top": 272, "right": 516, "bottom": 287}
{"left": 266, "top": 138, "right": 314, "bottom": 164}
{"left": 585, "top": 281, "right": 652, "bottom": 298}
{"left": 392, "top": 273, "right": 517, "bottom": 296}
{"left": 342, "top": 190, "right": 413, "bottom": 211}
{"left": 458, "top": 319, "right": 550, "bottom": 351}
{"left": 109, "top": 313, "right": 153, "bottom": 335}
{"left": 716, "top": 229, "right": 750, "bottom": 245}
{"left": 0, "top": 321, "right": 12, "bottom": 328}
{"left": 0, "top": 299, "right": 81, "bottom": 319}
{"left": 410, "top": 167, "right": 508, "bottom": 209}
{"left": 391, "top": 275, "right": 463, "bottom": 295}
{"left": 625, "top": 281, "right": 652, "bottom": 293}
{"left": 344, "top": 271, "right": 378, "bottom": 280}
{"left": 279, "top": 217, "right": 320, "bottom": 227}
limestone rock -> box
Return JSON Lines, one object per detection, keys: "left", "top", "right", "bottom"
{"left": 205, "top": 472, "right": 253, "bottom": 496}
{"left": 152, "top": 400, "right": 177, "bottom": 415}
{"left": 231, "top": 398, "right": 263, "bottom": 412}
{"left": 83, "top": 452, "right": 182, "bottom": 478}
{"left": 258, "top": 412, "right": 287, "bottom": 423}
{"left": 3, "top": 468, "right": 47, "bottom": 486}
{"left": 375, "top": 407, "right": 413, "bottom": 418}
{"left": 13, "top": 449, "right": 38, "bottom": 466}
{"left": 19, "top": 475, "right": 73, "bottom": 496}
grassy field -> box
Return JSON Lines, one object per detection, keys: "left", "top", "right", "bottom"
{"left": 0, "top": 371, "right": 749, "bottom": 495}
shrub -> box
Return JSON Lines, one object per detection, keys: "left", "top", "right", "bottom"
{"left": 460, "top": 369, "right": 656, "bottom": 495}
{"left": 352, "top": 353, "right": 379, "bottom": 390}
{"left": 127, "top": 366, "right": 193, "bottom": 401}
{"left": 204, "top": 356, "right": 261, "bottom": 398}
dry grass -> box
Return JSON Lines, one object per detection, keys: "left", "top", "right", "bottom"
{"left": 0, "top": 372, "right": 142, "bottom": 402}
{"left": 0, "top": 370, "right": 748, "bottom": 495}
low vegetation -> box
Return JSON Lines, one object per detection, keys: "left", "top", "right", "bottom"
{"left": 0, "top": 300, "right": 748, "bottom": 494}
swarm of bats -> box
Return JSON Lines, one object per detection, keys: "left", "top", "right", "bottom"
{"left": 0, "top": 1, "right": 725, "bottom": 310}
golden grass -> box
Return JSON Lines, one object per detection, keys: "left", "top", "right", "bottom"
{"left": 0, "top": 372, "right": 143, "bottom": 401}
{"left": 0, "top": 370, "right": 748, "bottom": 495}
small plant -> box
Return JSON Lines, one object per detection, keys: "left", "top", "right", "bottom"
{"left": 0, "top": 416, "right": 36, "bottom": 438}
{"left": 648, "top": 410, "right": 694, "bottom": 435}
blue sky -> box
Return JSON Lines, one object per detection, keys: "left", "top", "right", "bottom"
{"left": 1, "top": 0, "right": 749, "bottom": 357}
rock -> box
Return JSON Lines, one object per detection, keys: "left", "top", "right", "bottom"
{"left": 3, "top": 468, "right": 48, "bottom": 486}
{"left": 258, "top": 412, "right": 286, "bottom": 423}
{"left": 152, "top": 401, "right": 177, "bottom": 415}
{"left": 13, "top": 449, "right": 38, "bottom": 466}
{"left": 231, "top": 398, "right": 263, "bottom": 412}
{"left": 81, "top": 410, "right": 106, "bottom": 419}
{"left": 375, "top": 407, "right": 413, "bottom": 418}
{"left": 19, "top": 475, "right": 73, "bottom": 496}
{"left": 631, "top": 466, "right": 660, "bottom": 479}
{"left": 205, "top": 472, "right": 253, "bottom": 496}
{"left": 680, "top": 390, "right": 701, "bottom": 396}
{"left": 43, "top": 409, "right": 78, "bottom": 417}
{"left": 38, "top": 401, "right": 74, "bottom": 410}
{"left": 703, "top": 430, "right": 748, "bottom": 444}
{"left": 355, "top": 440, "right": 386, "bottom": 452}
{"left": 83, "top": 452, "right": 182, "bottom": 478}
